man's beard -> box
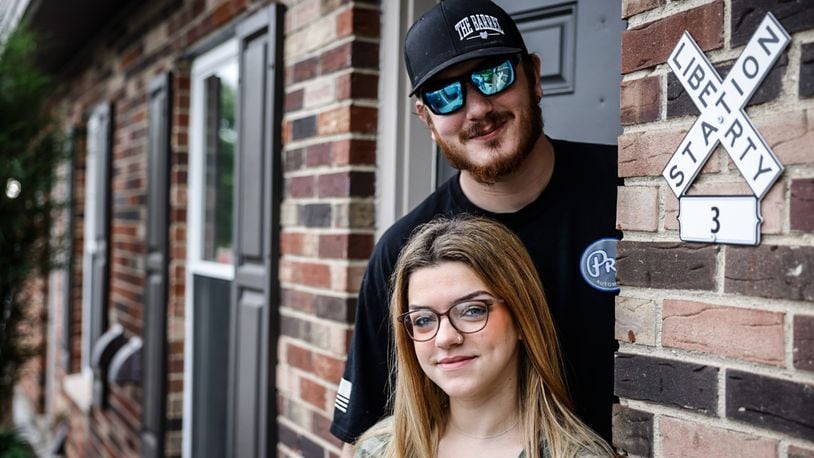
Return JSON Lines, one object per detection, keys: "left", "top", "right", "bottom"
{"left": 431, "top": 95, "right": 543, "bottom": 184}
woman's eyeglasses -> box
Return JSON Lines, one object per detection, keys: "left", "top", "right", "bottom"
{"left": 398, "top": 298, "right": 499, "bottom": 342}
{"left": 420, "top": 55, "right": 520, "bottom": 116}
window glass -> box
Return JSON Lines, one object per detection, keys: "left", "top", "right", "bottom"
{"left": 201, "top": 64, "right": 237, "bottom": 264}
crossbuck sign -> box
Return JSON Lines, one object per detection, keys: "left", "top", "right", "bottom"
{"left": 662, "top": 13, "right": 790, "bottom": 245}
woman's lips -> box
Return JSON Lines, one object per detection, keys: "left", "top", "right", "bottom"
{"left": 437, "top": 355, "right": 477, "bottom": 370}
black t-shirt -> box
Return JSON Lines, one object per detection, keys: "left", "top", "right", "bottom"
{"left": 330, "top": 137, "right": 621, "bottom": 443}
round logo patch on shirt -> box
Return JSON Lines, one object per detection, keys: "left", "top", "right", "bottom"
{"left": 579, "top": 238, "right": 619, "bottom": 292}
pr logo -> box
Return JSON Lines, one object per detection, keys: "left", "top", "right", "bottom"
{"left": 579, "top": 238, "right": 619, "bottom": 292}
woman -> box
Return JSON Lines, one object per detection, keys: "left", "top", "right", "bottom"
{"left": 355, "top": 216, "right": 613, "bottom": 458}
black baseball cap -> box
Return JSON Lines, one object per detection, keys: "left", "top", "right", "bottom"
{"left": 404, "top": 0, "right": 528, "bottom": 96}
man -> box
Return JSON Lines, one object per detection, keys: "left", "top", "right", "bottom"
{"left": 331, "top": 0, "right": 620, "bottom": 454}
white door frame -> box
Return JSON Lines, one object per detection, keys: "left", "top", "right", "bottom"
{"left": 182, "top": 38, "right": 238, "bottom": 458}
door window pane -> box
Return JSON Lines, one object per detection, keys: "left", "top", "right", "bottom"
{"left": 202, "top": 65, "right": 237, "bottom": 264}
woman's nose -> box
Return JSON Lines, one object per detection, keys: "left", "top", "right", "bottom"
{"left": 434, "top": 316, "right": 462, "bottom": 347}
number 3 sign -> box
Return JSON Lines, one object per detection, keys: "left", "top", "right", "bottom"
{"left": 662, "top": 13, "right": 790, "bottom": 245}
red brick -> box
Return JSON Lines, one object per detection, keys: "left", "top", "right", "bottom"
{"left": 282, "top": 259, "right": 331, "bottom": 288}
{"left": 660, "top": 416, "right": 778, "bottom": 458}
{"left": 321, "top": 42, "right": 353, "bottom": 73}
{"left": 622, "top": 0, "right": 664, "bottom": 18}
{"left": 620, "top": 76, "right": 660, "bottom": 125}
{"left": 622, "top": 1, "right": 723, "bottom": 73}
{"left": 286, "top": 175, "right": 315, "bottom": 198}
{"left": 282, "top": 288, "right": 316, "bottom": 314}
{"left": 305, "top": 142, "right": 332, "bottom": 167}
{"left": 662, "top": 299, "right": 784, "bottom": 365}
{"left": 336, "top": 8, "right": 353, "bottom": 38}
{"left": 281, "top": 231, "right": 305, "bottom": 256}
{"left": 318, "top": 233, "right": 374, "bottom": 259}
{"left": 300, "top": 377, "right": 327, "bottom": 410}
{"left": 317, "top": 171, "right": 375, "bottom": 198}
{"left": 321, "top": 41, "right": 378, "bottom": 73}
{"left": 316, "top": 106, "right": 349, "bottom": 135}
{"left": 333, "top": 139, "right": 376, "bottom": 165}
{"left": 350, "top": 106, "right": 378, "bottom": 133}
{"left": 794, "top": 315, "right": 814, "bottom": 371}
{"left": 121, "top": 44, "right": 144, "bottom": 69}
{"left": 174, "top": 74, "right": 190, "bottom": 92}
{"left": 286, "top": 342, "right": 313, "bottom": 372}
{"left": 336, "top": 72, "right": 378, "bottom": 100}
{"left": 336, "top": 7, "right": 380, "bottom": 39}
{"left": 317, "top": 106, "right": 377, "bottom": 136}
{"left": 210, "top": 1, "right": 236, "bottom": 29}
{"left": 312, "top": 352, "right": 344, "bottom": 382}
{"left": 291, "top": 57, "right": 319, "bottom": 84}
{"left": 285, "top": 89, "right": 304, "bottom": 111}
{"left": 791, "top": 179, "right": 814, "bottom": 233}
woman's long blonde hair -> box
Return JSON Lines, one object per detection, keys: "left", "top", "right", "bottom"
{"left": 358, "top": 216, "right": 612, "bottom": 457}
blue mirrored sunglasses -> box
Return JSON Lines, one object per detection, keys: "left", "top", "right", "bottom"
{"left": 420, "top": 55, "right": 520, "bottom": 115}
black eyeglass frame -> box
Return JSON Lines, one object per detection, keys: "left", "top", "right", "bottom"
{"left": 419, "top": 53, "right": 523, "bottom": 116}
{"left": 397, "top": 298, "right": 500, "bottom": 342}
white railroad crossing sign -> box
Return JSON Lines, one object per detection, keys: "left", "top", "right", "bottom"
{"left": 662, "top": 13, "right": 790, "bottom": 245}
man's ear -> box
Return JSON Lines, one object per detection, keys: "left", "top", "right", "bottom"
{"left": 530, "top": 53, "right": 544, "bottom": 101}
{"left": 415, "top": 99, "right": 431, "bottom": 126}
{"left": 415, "top": 100, "right": 437, "bottom": 137}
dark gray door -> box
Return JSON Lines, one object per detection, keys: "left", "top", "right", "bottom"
{"left": 437, "top": 0, "right": 624, "bottom": 183}
{"left": 192, "top": 275, "right": 230, "bottom": 458}
{"left": 226, "top": 5, "right": 284, "bottom": 457}
{"left": 142, "top": 73, "right": 171, "bottom": 458}
{"left": 495, "top": 0, "right": 624, "bottom": 144}
{"left": 88, "top": 102, "right": 112, "bottom": 406}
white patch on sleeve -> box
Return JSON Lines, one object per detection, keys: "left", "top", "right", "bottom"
{"left": 334, "top": 378, "right": 352, "bottom": 413}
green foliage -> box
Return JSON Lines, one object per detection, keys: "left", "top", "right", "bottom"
{"left": 216, "top": 81, "right": 235, "bottom": 253}
{"left": 0, "top": 429, "right": 35, "bottom": 458}
{"left": 0, "top": 24, "right": 64, "bottom": 427}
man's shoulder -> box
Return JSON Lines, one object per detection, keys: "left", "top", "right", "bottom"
{"left": 551, "top": 137, "right": 617, "bottom": 166}
{"left": 549, "top": 137, "right": 620, "bottom": 188}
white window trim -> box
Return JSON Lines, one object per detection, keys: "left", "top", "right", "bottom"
{"left": 183, "top": 38, "right": 238, "bottom": 458}
{"left": 80, "top": 115, "right": 100, "bottom": 378}
{"left": 64, "top": 115, "right": 103, "bottom": 411}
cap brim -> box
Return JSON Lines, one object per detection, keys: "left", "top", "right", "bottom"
{"left": 408, "top": 46, "right": 524, "bottom": 96}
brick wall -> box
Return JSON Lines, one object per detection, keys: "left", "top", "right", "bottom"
{"left": 16, "top": 0, "right": 384, "bottom": 456}
{"left": 615, "top": 1, "right": 814, "bottom": 456}
{"left": 165, "top": 63, "right": 191, "bottom": 456}
{"left": 37, "top": 1, "right": 274, "bottom": 456}
{"left": 276, "top": 0, "right": 379, "bottom": 456}
{"left": 17, "top": 275, "right": 47, "bottom": 414}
